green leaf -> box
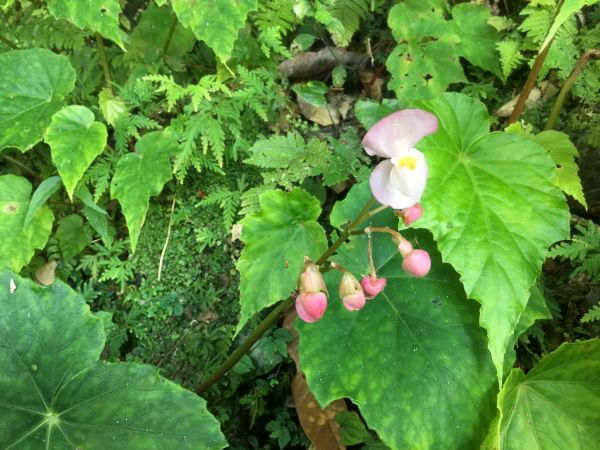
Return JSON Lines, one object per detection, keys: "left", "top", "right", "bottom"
{"left": 236, "top": 189, "right": 328, "bottom": 333}
{"left": 354, "top": 99, "right": 403, "bottom": 129}
{"left": 498, "top": 340, "right": 600, "bottom": 450}
{"left": 336, "top": 411, "right": 371, "bottom": 446}
{"left": 46, "top": 0, "right": 124, "bottom": 48}
{"left": 171, "top": 0, "right": 258, "bottom": 61}
{"left": 56, "top": 214, "right": 92, "bottom": 260}
{"left": 75, "top": 186, "right": 109, "bottom": 242}
{"left": 111, "top": 132, "right": 180, "bottom": 253}
{"left": 540, "top": 0, "right": 598, "bottom": 51}
{"left": 0, "top": 175, "right": 54, "bottom": 272}
{"left": 416, "top": 93, "right": 570, "bottom": 380}
{"left": 0, "top": 49, "right": 75, "bottom": 152}
{"left": 451, "top": 3, "right": 502, "bottom": 78}
{"left": 45, "top": 105, "right": 108, "bottom": 200}
{"left": 23, "top": 176, "right": 61, "bottom": 228}
{"left": 98, "top": 87, "right": 127, "bottom": 126}
{"left": 297, "top": 204, "right": 497, "bottom": 449}
{"left": 125, "top": 4, "right": 195, "bottom": 64}
{"left": 292, "top": 82, "right": 329, "bottom": 108}
{"left": 531, "top": 130, "right": 587, "bottom": 208}
{"left": 503, "top": 283, "right": 551, "bottom": 374}
{"left": 0, "top": 270, "right": 227, "bottom": 449}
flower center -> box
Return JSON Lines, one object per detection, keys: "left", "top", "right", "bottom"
{"left": 395, "top": 156, "right": 417, "bottom": 170}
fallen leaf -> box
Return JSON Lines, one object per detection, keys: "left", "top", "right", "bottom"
{"left": 35, "top": 260, "right": 57, "bottom": 286}
{"left": 284, "top": 310, "right": 347, "bottom": 450}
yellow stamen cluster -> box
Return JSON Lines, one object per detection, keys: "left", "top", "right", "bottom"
{"left": 396, "top": 156, "right": 417, "bottom": 170}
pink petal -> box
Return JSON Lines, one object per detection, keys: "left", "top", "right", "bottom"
{"left": 402, "top": 249, "right": 431, "bottom": 277}
{"left": 360, "top": 276, "right": 387, "bottom": 298}
{"left": 369, "top": 159, "right": 425, "bottom": 209}
{"left": 342, "top": 292, "right": 366, "bottom": 311}
{"left": 400, "top": 203, "right": 423, "bottom": 226}
{"left": 362, "top": 109, "right": 438, "bottom": 158}
{"left": 298, "top": 292, "right": 327, "bottom": 322}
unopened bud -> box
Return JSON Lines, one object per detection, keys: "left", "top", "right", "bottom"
{"left": 298, "top": 257, "right": 328, "bottom": 295}
{"left": 396, "top": 237, "right": 413, "bottom": 257}
{"left": 296, "top": 292, "right": 328, "bottom": 323}
{"left": 296, "top": 257, "right": 328, "bottom": 323}
{"left": 339, "top": 272, "right": 366, "bottom": 311}
{"left": 360, "top": 276, "right": 387, "bottom": 298}
{"left": 402, "top": 249, "right": 431, "bottom": 277}
{"left": 399, "top": 203, "right": 423, "bottom": 226}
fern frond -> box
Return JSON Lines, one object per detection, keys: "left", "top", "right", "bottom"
{"left": 581, "top": 303, "right": 600, "bottom": 323}
{"left": 316, "top": 0, "right": 369, "bottom": 46}
{"left": 254, "top": 0, "right": 297, "bottom": 32}
{"left": 497, "top": 40, "right": 525, "bottom": 80}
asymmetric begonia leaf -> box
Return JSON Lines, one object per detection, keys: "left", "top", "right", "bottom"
{"left": 298, "top": 192, "right": 497, "bottom": 449}
{"left": 46, "top": 0, "right": 124, "bottom": 48}
{"left": 415, "top": 93, "right": 569, "bottom": 380}
{"left": 497, "top": 339, "right": 600, "bottom": 450}
{"left": 56, "top": 214, "right": 92, "bottom": 261}
{"left": 236, "top": 189, "right": 328, "bottom": 333}
{"left": 531, "top": 130, "right": 587, "bottom": 208}
{"left": 0, "top": 270, "right": 227, "bottom": 449}
{"left": 45, "top": 105, "right": 108, "bottom": 200}
{"left": 0, "top": 49, "right": 75, "bottom": 152}
{"left": 111, "top": 132, "right": 180, "bottom": 253}
{"left": 0, "top": 175, "right": 53, "bottom": 272}
{"left": 170, "top": 0, "right": 257, "bottom": 62}
{"left": 386, "top": 0, "right": 500, "bottom": 101}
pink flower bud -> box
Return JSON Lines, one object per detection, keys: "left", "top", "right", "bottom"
{"left": 402, "top": 249, "right": 431, "bottom": 277}
{"left": 360, "top": 276, "right": 387, "bottom": 298}
{"left": 296, "top": 292, "right": 327, "bottom": 323}
{"left": 339, "top": 272, "right": 366, "bottom": 311}
{"left": 400, "top": 203, "right": 423, "bottom": 226}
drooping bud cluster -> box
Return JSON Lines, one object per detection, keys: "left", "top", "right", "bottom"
{"left": 392, "top": 233, "right": 431, "bottom": 278}
{"left": 360, "top": 276, "right": 386, "bottom": 298}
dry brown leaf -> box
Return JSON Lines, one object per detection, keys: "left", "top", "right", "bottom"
{"left": 284, "top": 310, "right": 348, "bottom": 450}
{"left": 279, "top": 48, "right": 364, "bottom": 79}
{"left": 35, "top": 260, "right": 57, "bottom": 286}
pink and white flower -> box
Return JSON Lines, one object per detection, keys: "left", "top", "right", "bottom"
{"left": 362, "top": 109, "right": 438, "bottom": 209}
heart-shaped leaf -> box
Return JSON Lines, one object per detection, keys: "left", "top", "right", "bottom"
{"left": 297, "top": 184, "right": 497, "bottom": 449}
{"left": 0, "top": 270, "right": 227, "bottom": 449}
{"left": 111, "top": 132, "right": 180, "bottom": 252}
{"left": 497, "top": 339, "right": 600, "bottom": 449}
{"left": 416, "top": 93, "right": 569, "bottom": 379}
{"left": 236, "top": 189, "right": 328, "bottom": 333}
{"left": 0, "top": 175, "right": 54, "bottom": 272}
{"left": 45, "top": 105, "right": 108, "bottom": 200}
{"left": 0, "top": 49, "right": 75, "bottom": 152}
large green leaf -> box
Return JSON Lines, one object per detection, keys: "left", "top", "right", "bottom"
{"left": 236, "top": 189, "right": 328, "bottom": 333}
{"left": 0, "top": 49, "right": 75, "bottom": 152}
{"left": 0, "top": 175, "right": 53, "bottom": 272}
{"left": 497, "top": 340, "right": 600, "bottom": 449}
{"left": 297, "top": 187, "right": 497, "bottom": 449}
{"left": 45, "top": 105, "right": 108, "bottom": 200}
{"left": 23, "top": 176, "right": 61, "bottom": 228}
{"left": 0, "top": 270, "right": 227, "bottom": 449}
{"left": 415, "top": 93, "right": 570, "bottom": 380}
{"left": 56, "top": 214, "right": 92, "bottom": 261}
{"left": 46, "top": 0, "right": 124, "bottom": 48}
{"left": 531, "top": 130, "right": 587, "bottom": 209}
{"left": 111, "top": 132, "right": 180, "bottom": 253}
{"left": 170, "top": 0, "right": 257, "bottom": 61}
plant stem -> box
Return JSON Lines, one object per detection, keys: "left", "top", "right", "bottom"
{"left": 1, "top": 154, "right": 42, "bottom": 180}
{"left": 508, "top": 0, "right": 565, "bottom": 124}
{"left": 508, "top": 40, "right": 553, "bottom": 124}
{"left": 157, "top": 197, "right": 177, "bottom": 281}
{"left": 95, "top": 33, "right": 113, "bottom": 94}
{"left": 195, "top": 196, "right": 377, "bottom": 395}
{"left": 162, "top": 17, "right": 177, "bottom": 59}
{"left": 545, "top": 49, "right": 600, "bottom": 130}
